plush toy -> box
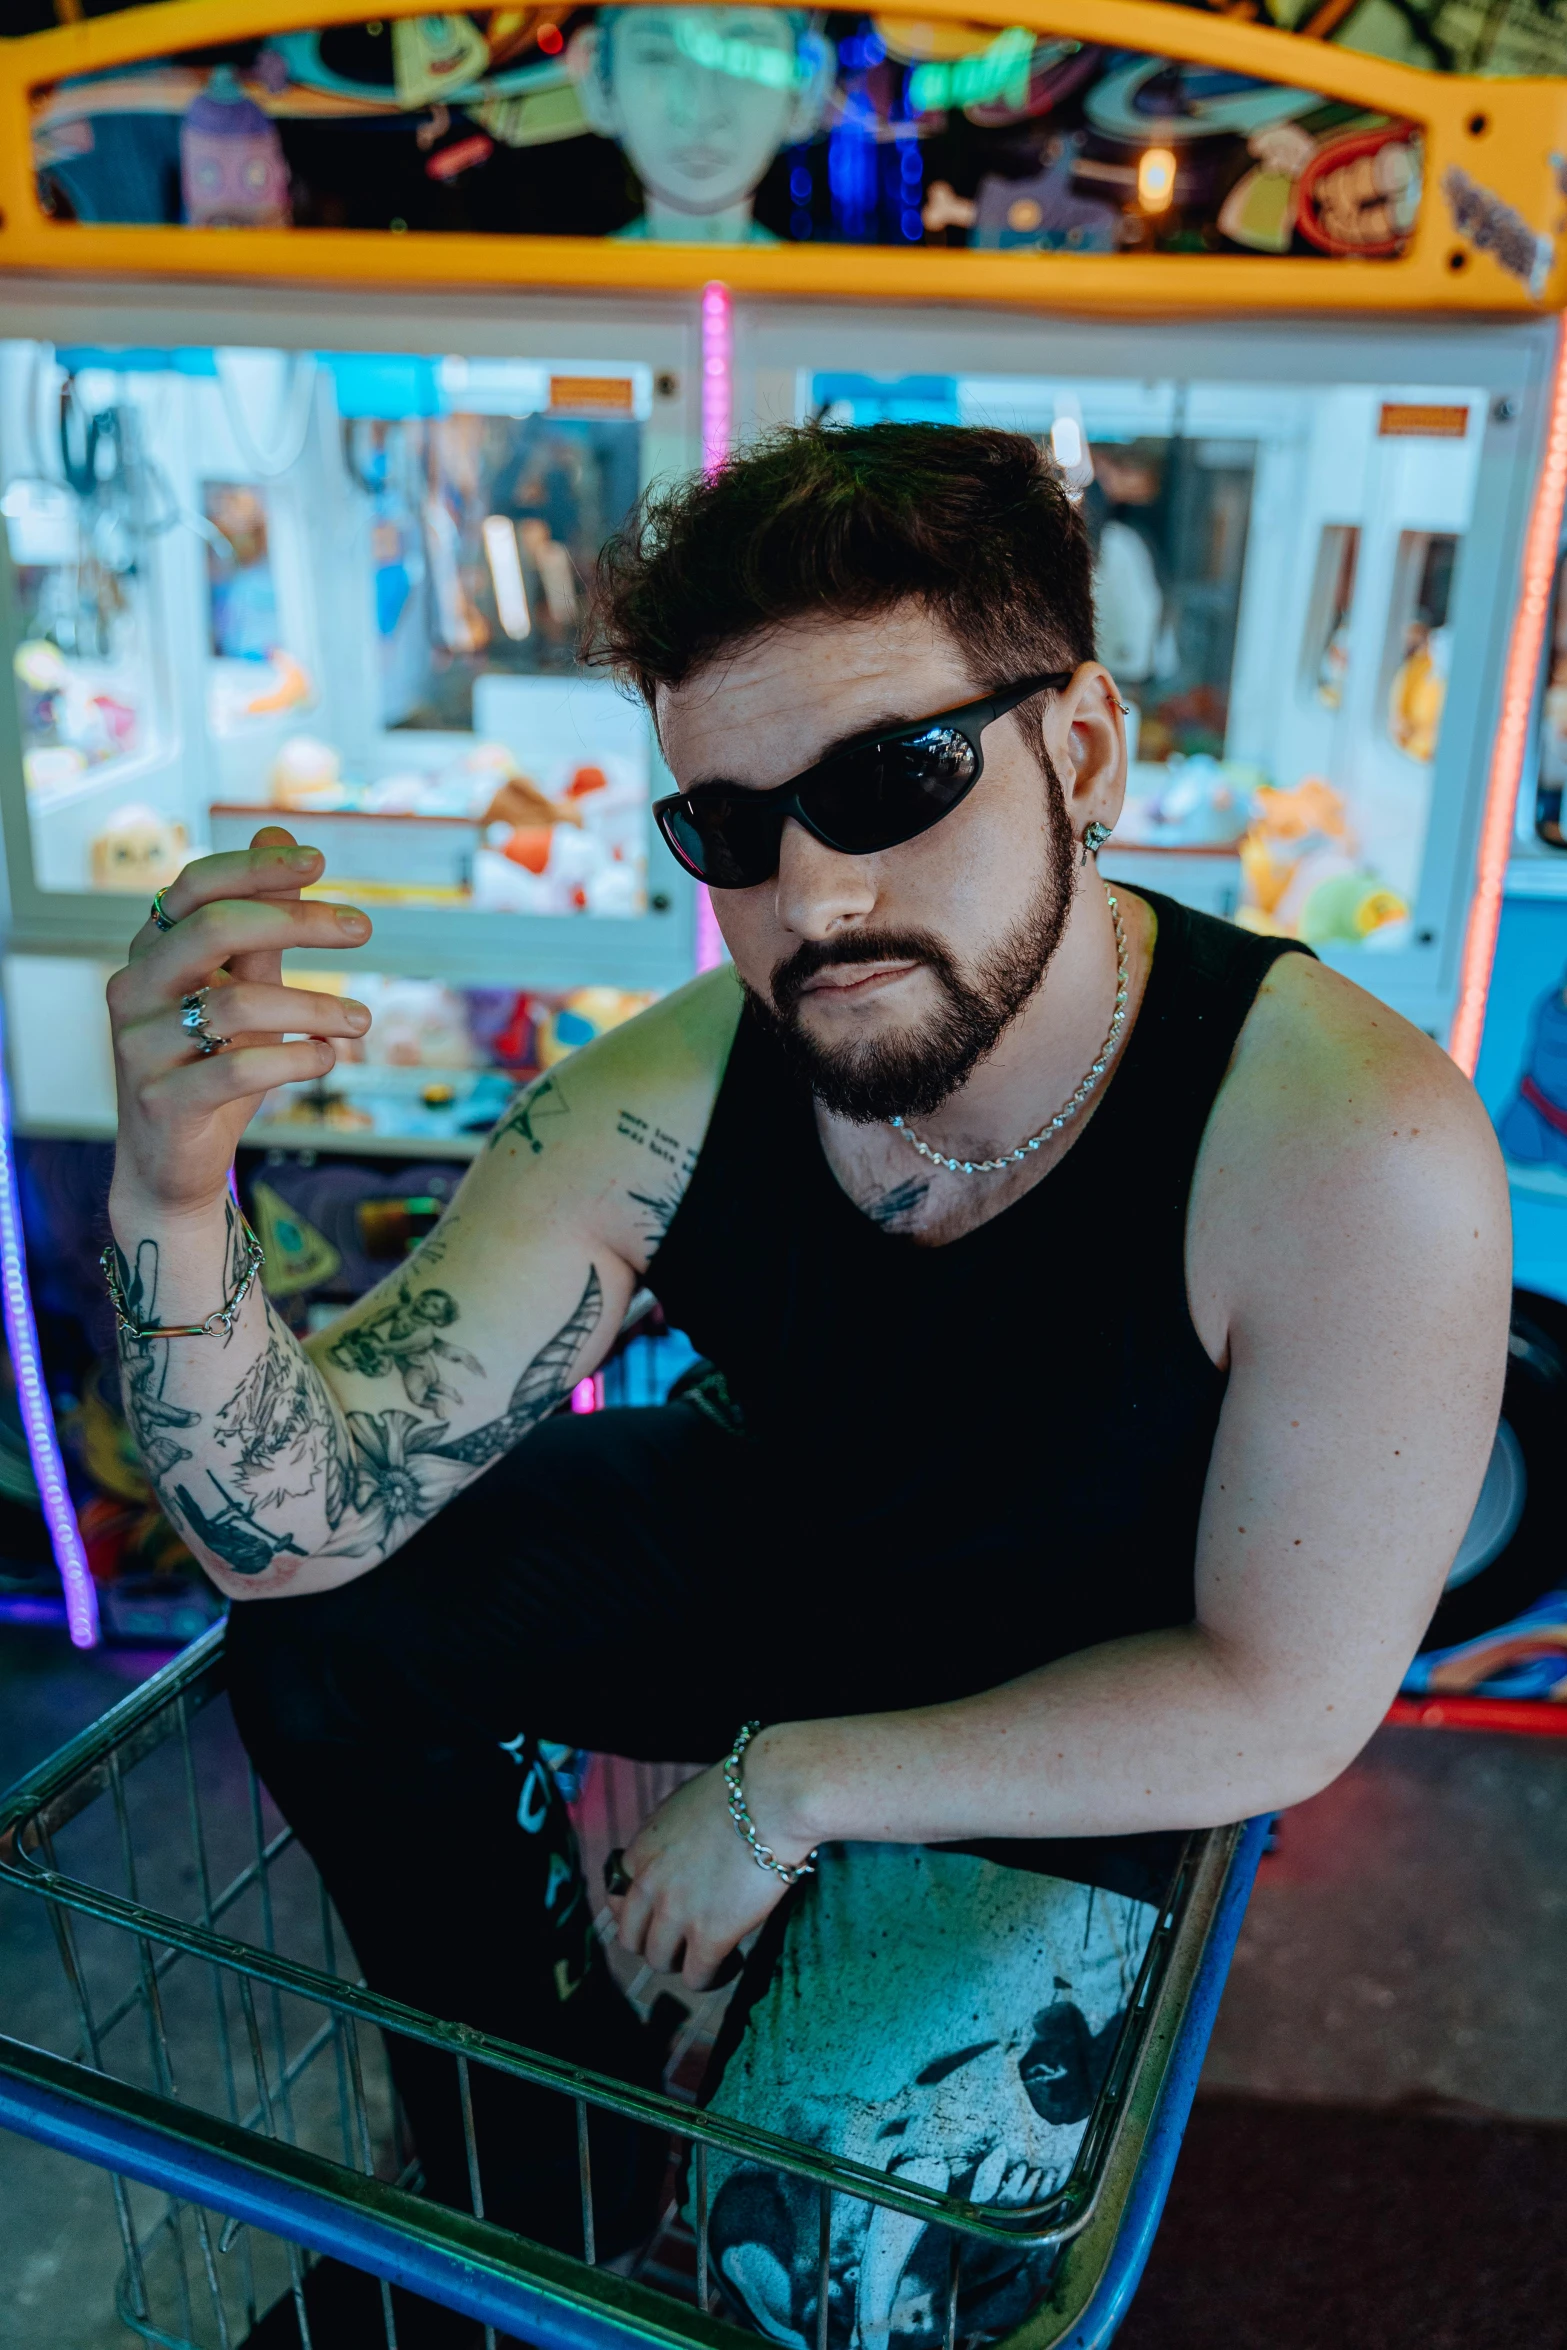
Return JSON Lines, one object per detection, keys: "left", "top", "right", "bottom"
{"left": 1237, "top": 777, "right": 1353, "bottom": 933}
{"left": 89, "top": 803, "right": 190, "bottom": 894}
{"left": 536, "top": 986, "right": 653, "bottom": 1067}
{"left": 482, "top": 773, "right": 584, "bottom": 832}
{"left": 1388, "top": 625, "right": 1450, "bottom": 764}
{"left": 1295, "top": 872, "right": 1409, "bottom": 948}
{"left": 1238, "top": 778, "right": 1407, "bottom": 943}
{"left": 269, "top": 733, "right": 343, "bottom": 810}
{"left": 356, "top": 977, "right": 476, "bottom": 1069}
{"left": 1498, "top": 970, "right": 1567, "bottom": 1173}
{"left": 241, "top": 650, "right": 314, "bottom": 716}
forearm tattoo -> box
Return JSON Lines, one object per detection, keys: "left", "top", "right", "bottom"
{"left": 117, "top": 1196, "right": 603, "bottom": 1585}
{"left": 325, "top": 1277, "right": 485, "bottom": 1412}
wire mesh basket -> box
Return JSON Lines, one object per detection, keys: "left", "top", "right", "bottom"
{"left": 0, "top": 1624, "right": 1263, "bottom": 2350}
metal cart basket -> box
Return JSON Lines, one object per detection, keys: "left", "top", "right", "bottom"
{"left": 0, "top": 1626, "right": 1265, "bottom": 2350}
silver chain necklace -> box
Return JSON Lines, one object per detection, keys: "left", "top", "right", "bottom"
{"left": 888, "top": 887, "right": 1129, "bottom": 1176}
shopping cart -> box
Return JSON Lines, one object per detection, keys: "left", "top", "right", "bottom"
{"left": 0, "top": 1625, "right": 1266, "bottom": 2350}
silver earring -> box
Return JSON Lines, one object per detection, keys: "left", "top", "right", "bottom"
{"left": 1081, "top": 821, "right": 1111, "bottom": 864}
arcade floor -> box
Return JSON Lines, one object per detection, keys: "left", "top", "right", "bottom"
{"left": 1, "top": 1620, "right": 1564, "bottom": 2350}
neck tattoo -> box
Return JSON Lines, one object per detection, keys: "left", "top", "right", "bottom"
{"left": 888, "top": 886, "right": 1130, "bottom": 1177}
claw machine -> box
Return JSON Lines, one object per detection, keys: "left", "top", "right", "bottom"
{"left": 1, "top": 0, "right": 1567, "bottom": 1692}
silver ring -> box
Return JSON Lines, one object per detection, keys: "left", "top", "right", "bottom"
{"left": 150, "top": 886, "right": 177, "bottom": 932}
{"left": 180, "top": 988, "right": 229, "bottom": 1057}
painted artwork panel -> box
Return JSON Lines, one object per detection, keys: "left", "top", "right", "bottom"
{"left": 30, "top": 14, "right": 1422, "bottom": 261}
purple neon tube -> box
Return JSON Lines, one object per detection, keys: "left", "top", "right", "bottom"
{"left": 0, "top": 987, "right": 97, "bottom": 1646}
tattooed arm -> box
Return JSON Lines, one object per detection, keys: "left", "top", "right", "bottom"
{"left": 108, "top": 833, "right": 742, "bottom": 1600}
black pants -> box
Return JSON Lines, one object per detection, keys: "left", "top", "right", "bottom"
{"left": 226, "top": 1400, "right": 861, "bottom": 2261}
{"left": 226, "top": 1399, "right": 1173, "bottom": 2269}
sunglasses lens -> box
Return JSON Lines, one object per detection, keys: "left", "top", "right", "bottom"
{"left": 809, "top": 725, "right": 979, "bottom": 851}
{"left": 661, "top": 789, "right": 780, "bottom": 889}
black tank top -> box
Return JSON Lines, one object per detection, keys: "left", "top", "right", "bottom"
{"left": 649, "top": 891, "right": 1311, "bottom": 1730}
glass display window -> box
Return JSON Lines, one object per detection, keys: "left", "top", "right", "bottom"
{"left": 1381, "top": 529, "right": 1458, "bottom": 767}
{"left": 2, "top": 351, "right": 171, "bottom": 845}
{"left": 0, "top": 337, "right": 663, "bottom": 929}
{"left": 811, "top": 367, "right": 1485, "bottom": 952}
{"left": 1300, "top": 523, "right": 1360, "bottom": 713}
{"left": 1534, "top": 552, "right": 1567, "bottom": 851}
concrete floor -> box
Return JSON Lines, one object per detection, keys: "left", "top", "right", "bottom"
{"left": 2, "top": 1619, "right": 1564, "bottom": 2346}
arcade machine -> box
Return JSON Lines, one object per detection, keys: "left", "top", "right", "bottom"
{"left": 0, "top": 0, "right": 1564, "bottom": 1708}
{"left": 0, "top": 10, "right": 1564, "bottom": 2346}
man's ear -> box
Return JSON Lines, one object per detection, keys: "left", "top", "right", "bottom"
{"left": 785, "top": 28, "right": 837, "bottom": 142}
{"left": 1059, "top": 664, "right": 1128, "bottom": 834}
{"left": 566, "top": 25, "right": 618, "bottom": 136}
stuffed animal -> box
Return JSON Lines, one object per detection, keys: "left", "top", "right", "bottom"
{"left": 536, "top": 986, "right": 653, "bottom": 1067}
{"left": 269, "top": 733, "right": 343, "bottom": 809}
{"left": 90, "top": 803, "right": 190, "bottom": 894}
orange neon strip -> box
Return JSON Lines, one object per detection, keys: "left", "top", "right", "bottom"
{"left": 1449, "top": 316, "right": 1567, "bottom": 1077}
{"left": 1386, "top": 1694, "right": 1567, "bottom": 1736}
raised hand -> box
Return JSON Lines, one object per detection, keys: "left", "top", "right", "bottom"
{"left": 108, "top": 826, "right": 373, "bottom": 1218}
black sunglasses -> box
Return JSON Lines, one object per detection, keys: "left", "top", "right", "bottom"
{"left": 652, "top": 672, "right": 1074, "bottom": 890}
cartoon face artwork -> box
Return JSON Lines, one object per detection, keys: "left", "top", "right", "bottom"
{"left": 179, "top": 65, "right": 291, "bottom": 228}
{"left": 695, "top": 1845, "right": 1157, "bottom": 2349}
{"left": 571, "top": 7, "right": 834, "bottom": 238}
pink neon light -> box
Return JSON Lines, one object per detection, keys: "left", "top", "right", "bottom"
{"left": 701, "top": 279, "right": 733, "bottom": 479}
{"left": 1450, "top": 318, "right": 1567, "bottom": 1077}
{"left": 696, "top": 280, "right": 734, "bottom": 970}
{"left": 0, "top": 993, "right": 97, "bottom": 1646}
{"left": 695, "top": 887, "right": 726, "bottom": 971}
{"left": 570, "top": 1374, "right": 604, "bottom": 1414}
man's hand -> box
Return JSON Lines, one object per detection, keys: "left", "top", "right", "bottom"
{"left": 608, "top": 1750, "right": 814, "bottom": 1990}
{"left": 108, "top": 829, "right": 373, "bottom": 1222}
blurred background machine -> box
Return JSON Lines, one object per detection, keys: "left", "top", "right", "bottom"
{"left": 0, "top": 0, "right": 1564, "bottom": 1712}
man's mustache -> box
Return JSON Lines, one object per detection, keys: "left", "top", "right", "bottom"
{"left": 770, "top": 931, "right": 956, "bottom": 1017}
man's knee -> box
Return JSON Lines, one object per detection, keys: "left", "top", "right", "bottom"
{"left": 225, "top": 1574, "right": 396, "bottom": 1756}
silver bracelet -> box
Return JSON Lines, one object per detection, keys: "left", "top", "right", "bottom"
{"left": 722, "top": 1720, "right": 818, "bottom": 1886}
{"left": 100, "top": 1220, "right": 265, "bottom": 1341}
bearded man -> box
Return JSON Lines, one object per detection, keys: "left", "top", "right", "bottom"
{"left": 103, "top": 425, "right": 1509, "bottom": 2270}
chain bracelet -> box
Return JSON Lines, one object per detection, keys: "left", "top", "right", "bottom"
{"left": 722, "top": 1720, "right": 818, "bottom": 1886}
{"left": 101, "top": 1219, "right": 266, "bottom": 1342}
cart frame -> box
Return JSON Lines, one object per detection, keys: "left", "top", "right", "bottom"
{"left": 0, "top": 1625, "right": 1266, "bottom": 2350}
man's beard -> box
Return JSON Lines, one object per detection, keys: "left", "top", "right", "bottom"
{"left": 743, "top": 758, "right": 1076, "bottom": 1124}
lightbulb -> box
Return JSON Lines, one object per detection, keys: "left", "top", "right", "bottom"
{"left": 1050, "top": 416, "right": 1083, "bottom": 469}
{"left": 1138, "top": 146, "right": 1177, "bottom": 213}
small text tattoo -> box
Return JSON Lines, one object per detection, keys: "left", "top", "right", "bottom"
{"left": 617, "top": 1109, "right": 699, "bottom": 1247}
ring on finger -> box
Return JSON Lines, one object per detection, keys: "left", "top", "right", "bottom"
{"left": 180, "top": 988, "right": 229, "bottom": 1058}
{"left": 150, "top": 886, "right": 177, "bottom": 933}
{"left": 603, "top": 1849, "right": 634, "bottom": 1898}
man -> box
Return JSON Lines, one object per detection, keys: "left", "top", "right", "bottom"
{"left": 105, "top": 425, "right": 1508, "bottom": 2271}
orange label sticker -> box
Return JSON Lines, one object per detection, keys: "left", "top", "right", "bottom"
{"left": 549, "top": 376, "right": 635, "bottom": 415}
{"left": 1378, "top": 403, "right": 1470, "bottom": 438}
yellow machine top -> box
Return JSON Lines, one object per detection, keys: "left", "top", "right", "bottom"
{"left": 2, "top": 0, "right": 1567, "bottom": 315}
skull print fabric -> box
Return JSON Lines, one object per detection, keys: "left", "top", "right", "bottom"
{"left": 696, "top": 1845, "right": 1156, "bottom": 2350}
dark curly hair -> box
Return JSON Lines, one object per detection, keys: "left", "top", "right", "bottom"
{"left": 582, "top": 422, "right": 1095, "bottom": 711}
